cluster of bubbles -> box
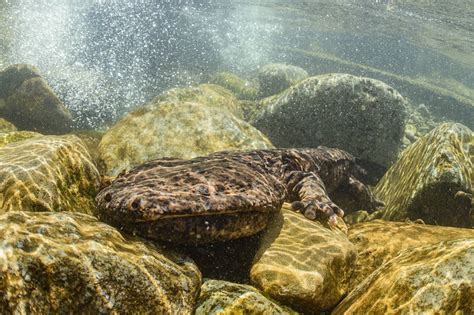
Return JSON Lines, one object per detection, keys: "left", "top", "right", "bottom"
{"left": 3, "top": 0, "right": 278, "bottom": 129}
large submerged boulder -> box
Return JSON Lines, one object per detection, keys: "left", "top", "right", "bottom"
{"left": 250, "top": 204, "right": 356, "bottom": 313}
{"left": 347, "top": 220, "right": 474, "bottom": 291}
{"left": 257, "top": 63, "right": 308, "bottom": 97}
{"left": 0, "top": 64, "right": 73, "bottom": 134}
{"left": 208, "top": 72, "right": 259, "bottom": 100}
{"left": 99, "top": 101, "right": 273, "bottom": 176}
{"left": 153, "top": 83, "right": 244, "bottom": 119}
{"left": 0, "top": 135, "right": 100, "bottom": 215}
{"left": 371, "top": 123, "right": 473, "bottom": 227}
{"left": 253, "top": 74, "right": 407, "bottom": 169}
{"left": 0, "top": 211, "right": 201, "bottom": 314}
{"left": 333, "top": 238, "right": 474, "bottom": 314}
{"left": 195, "top": 279, "right": 296, "bottom": 315}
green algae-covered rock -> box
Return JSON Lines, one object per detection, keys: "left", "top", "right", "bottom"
{"left": 333, "top": 238, "right": 474, "bottom": 314}
{"left": 0, "top": 130, "right": 42, "bottom": 148}
{"left": 0, "top": 118, "right": 16, "bottom": 133}
{"left": 195, "top": 279, "right": 297, "bottom": 315}
{"left": 99, "top": 101, "right": 274, "bottom": 176}
{"left": 257, "top": 63, "right": 308, "bottom": 98}
{"left": 253, "top": 74, "right": 407, "bottom": 168}
{"left": 0, "top": 211, "right": 201, "bottom": 314}
{"left": 371, "top": 123, "right": 473, "bottom": 227}
{"left": 250, "top": 204, "right": 355, "bottom": 314}
{"left": 0, "top": 64, "right": 73, "bottom": 134}
{"left": 153, "top": 83, "right": 244, "bottom": 119}
{"left": 208, "top": 72, "right": 259, "bottom": 100}
{"left": 347, "top": 220, "right": 474, "bottom": 291}
{"left": 0, "top": 135, "right": 100, "bottom": 215}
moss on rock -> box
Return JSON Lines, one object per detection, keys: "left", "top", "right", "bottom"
{"left": 0, "top": 118, "right": 16, "bottom": 133}
{"left": 333, "top": 238, "right": 474, "bottom": 314}
{"left": 0, "top": 130, "right": 42, "bottom": 148}
{"left": 208, "top": 72, "right": 259, "bottom": 100}
{"left": 251, "top": 204, "right": 355, "bottom": 313}
{"left": 195, "top": 279, "right": 297, "bottom": 315}
{"left": 153, "top": 83, "right": 244, "bottom": 119}
{"left": 99, "top": 101, "right": 274, "bottom": 176}
{"left": 347, "top": 220, "right": 474, "bottom": 291}
{"left": 257, "top": 63, "right": 308, "bottom": 97}
{"left": 253, "top": 73, "right": 407, "bottom": 169}
{"left": 0, "top": 135, "right": 100, "bottom": 215}
{"left": 372, "top": 123, "right": 473, "bottom": 227}
{"left": 0, "top": 211, "right": 201, "bottom": 314}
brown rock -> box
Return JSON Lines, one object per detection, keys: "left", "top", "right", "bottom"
{"left": 0, "top": 135, "right": 100, "bottom": 215}
{"left": 250, "top": 204, "right": 355, "bottom": 313}
{"left": 0, "top": 211, "right": 201, "bottom": 314}
{"left": 347, "top": 220, "right": 474, "bottom": 291}
{"left": 333, "top": 238, "right": 474, "bottom": 314}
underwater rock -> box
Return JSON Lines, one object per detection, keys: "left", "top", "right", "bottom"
{"left": 371, "top": 123, "right": 473, "bottom": 227}
{"left": 195, "top": 279, "right": 297, "bottom": 315}
{"left": 257, "top": 63, "right": 308, "bottom": 97}
{"left": 99, "top": 101, "right": 273, "bottom": 176}
{"left": 0, "top": 63, "right": 40, "bottom": 99}
{"left": 333, "top": 238, "right": 474, "bottom": 314}
{"left": 250, "top": 204, "right": 356, "bottom": 313}
{"left": 0, "top": 211, "right": 201, "bottom": 314}
{"left": 0, "top": 130, "right": 42, "bottom": 148}
{"left": 400, "top": 102, "right": 441, "bottom": 150}
{"left": 0, "top": 135, "right": 100, "bottom": 215}
{"left": 0, "top": 64, "right": 73, "bottom": 134}
{"left": 208, "top": 72, "right": 259, "bottom": 100}
{"left": 153, "top": 83, "right": 245, "bottom": 119}
{"left": 0, "top": 117, "right": 16, "bottom": 133}
{"left": 253, "top": 74, "right": 407, "bottom": 169}
{"left": 347, "top": 220, "right": 474, "bottom": 292}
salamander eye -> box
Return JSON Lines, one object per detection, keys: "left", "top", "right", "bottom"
{"left": 104, "top": 193, "right": 112, "bottom": 202}
{"left": 131, "top": 199, "right": 141, "bottom": 210}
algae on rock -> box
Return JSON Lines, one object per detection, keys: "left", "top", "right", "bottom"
{"left": 257, "top": 63, "right": 308, "bottom": 98}
{"left": 0, "top": 211, "right": 201, "bottom": 314}
{"left": 195, "top": 279, "right": 297, "bottom": 315}
{"left": 347, "top": 220, "right": 474, "bottom": 291}
{"left": 372, "top": 122, "right": 473, "bottom": 227}
{"left": 99, "top": 101, "right": 274, "bottom": 176}
{"left": 208, "top": 72, "right": 259, "bottom": 100}
{"left": 153, "top": 83, "right": 245, "bottom": 119}
{"left": 253, "top": 74, "right": 407, "bottom": 170}
{"left": 251, "top": 204, "right": 356, "bottom": 314}
{"left": 0, "top": 135, "right": 100, "bottom": 215}
{"left": 333, "top": 238, "right": 474, "bottom": 314}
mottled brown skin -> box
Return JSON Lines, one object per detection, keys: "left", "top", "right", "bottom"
{"left": 96, "top": 147, "right": 381, "bottom": 243}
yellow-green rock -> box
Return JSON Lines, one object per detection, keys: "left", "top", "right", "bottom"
{"left": 0, "top": 130, "right": 42, "bottom": 148}
{"left": 0, "top": 211, "right": 201, "bottom": 314}
{"left": 253, "top": 74, "right": 407, "bottom": 169}
{"left": 0, "top": 64, "right": 73, "bottom": 134}
{"left": 347, "top": 220, "right": 474, "bottom": 291}
{"left": 257, "top": 63, "right": 308, "bottom": 97}
{"left": 333, "top": 238, "right": 474, "bottom": 314}
{"left": 208, "top": 72, "right": 259, "bottom": 100}
{"left": 99, "top": 101, "right": 274, "bottom": 176}
{"left": 250, "top": 204, "right": 355, "bottom": 313}
{"left": 372, "top": 122, "right": 473, "bottom": 227}
{"left": 195, "top": 280, "right": 297, "bottom": 315}
{"left": 0, "top": 135, "right": 100, "bottom": 215}
{"left": 153, "top": 83, "right": 244, "bottom": 119}
{"left": 0, "top": 118, "right": 16, "bottom": 133}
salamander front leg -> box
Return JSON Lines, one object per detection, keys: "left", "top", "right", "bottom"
{"left": 286, "top": 171, "right": 344, "bottom": 225}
